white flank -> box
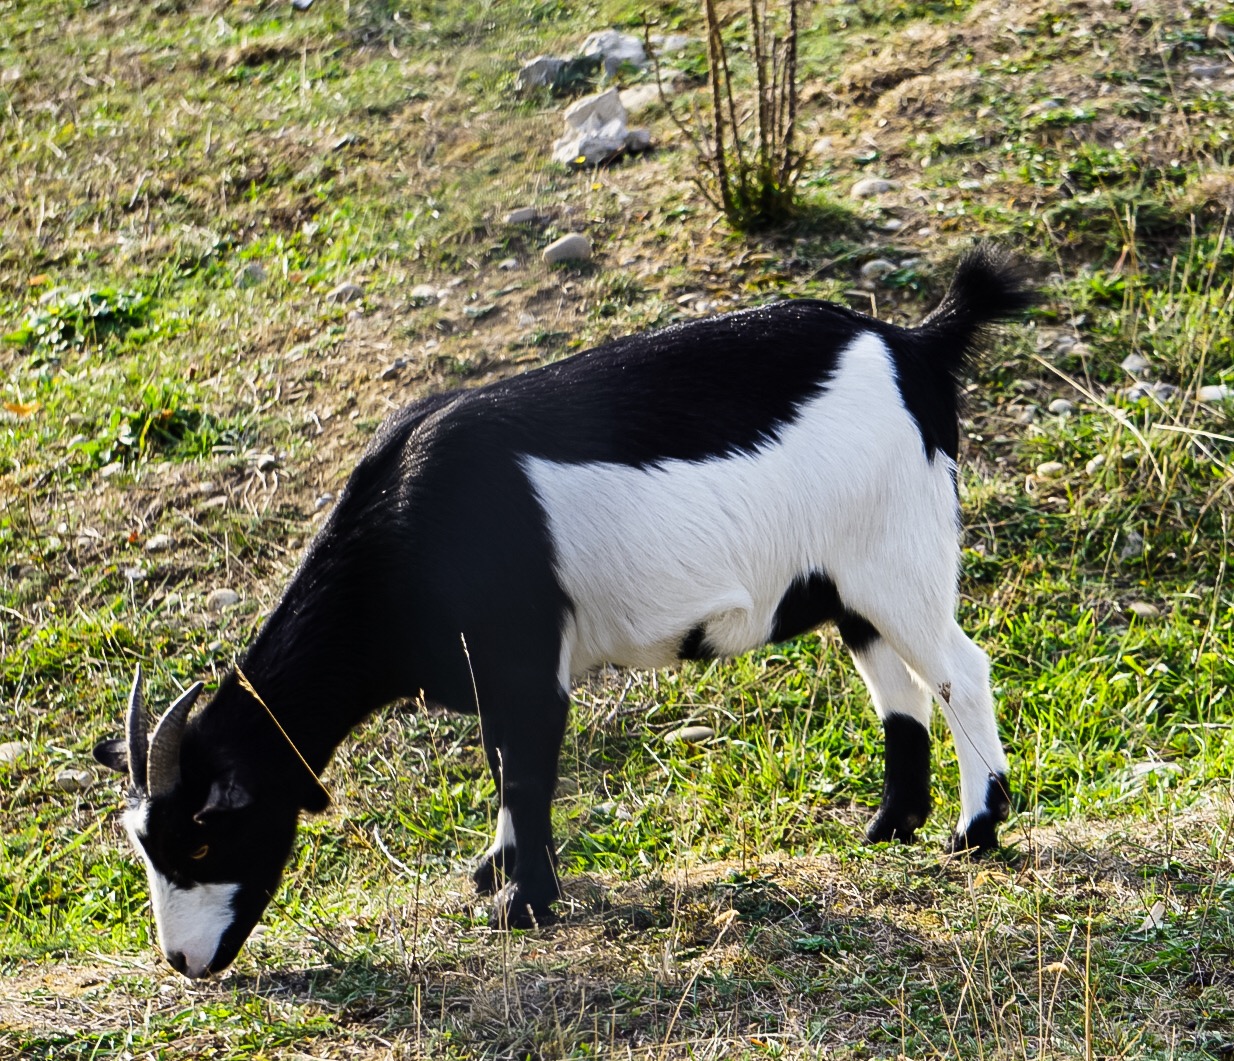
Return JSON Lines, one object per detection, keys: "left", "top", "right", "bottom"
{"left": 523, "top": 329, "right": 1007, "bottom": 832}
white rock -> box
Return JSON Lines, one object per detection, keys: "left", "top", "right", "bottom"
{"left": 144, "top": 533, "right": 173, "bottom": 553}
{"left": 553, "top": 124, "right": 628, "bottom": 167}
{"left": 1126, "top": 600, "right": 1160, "bottom": 620}
{"left": 506, "top": 206, "right": 539, "bottom": 224}
{"left": 56, "top": 768, "right": 94, "bottom": 792}
{"left": 253, "top": 453, "right": 279, "bottom": 472}
{"left": 206, "top": 588, "right": 241, "bottom": 612}
{"left": 1120, "top": 352, "right": 1150, "bottom": 374}
{"left": 649, "top": 33, "right": 690, "bottom": 54}
{"left": 516, "top": 56, "right": 566, "bottom": 93}
{"left": 1198, "top": 383, "right": 1232, "bottom": 403}
{"left": 619, "top": 84, "right": 663, "bottom": 114}
{"left": 580, "top": 30, "right": 647, "bottom": 74}
{"left": 123, "top": 565, "right": 147, "bottom": 582}
{"left": 563, "top": 87, "right": 627, "bottom": 129}
{"left": 1048, "top": 398, "right": 1074, "bottom": 415}
{"left": 860, "top": 258, "right": 897, "bottom": 281}
{"left": 851, "top": 177, "right": 899, "bottom": 198}
{"left": 1035, "top": 461, "right": 1066, "bottom": 479}
{"left": 409, "top": 283, "right": 438, "bottom": 305}
{"left": 0, "top": 741, "right": 28, "bottom": 765}
{"left": 99, "top": 461, "right": 124, "bottom": 478}
{"left": 325, "top": 281, "right": 364, "bottom": 304}
{"left": 666, "top": 725, "right": 716, "bottom": 745}
{"left": 542, "top": 233, "right": 592, "bottom": 264}
{"left": 1085, "top": 454, "right": 1106, "bottom": 476}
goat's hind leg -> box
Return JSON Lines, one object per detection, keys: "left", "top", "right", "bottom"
{"left": 473, "top": 726, "right": 515, "bottom": 896}
{"left": 844, "top": 628, "right": 934, "bottom": 844}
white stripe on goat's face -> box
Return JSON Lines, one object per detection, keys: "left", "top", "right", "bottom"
{"left": 123, "top": 803, "right": 239, "bottom": 979}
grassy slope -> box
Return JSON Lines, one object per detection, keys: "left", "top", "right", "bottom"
{"left": 1, "top": 0, "right": 1233, "bottom": 1057}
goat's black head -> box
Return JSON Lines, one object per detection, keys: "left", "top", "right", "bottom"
{"left": 93, "top": 667, "right": 314, "bottom": 978}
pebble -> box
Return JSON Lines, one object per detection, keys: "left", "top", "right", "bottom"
{"left": 55, "top": 768, "right": 94, "bottom": 792}
{"left": 99, "top": 461, "right": 124, "bottom": 478}
{"left": 234, "top": 262, "right": 266, "bottom": 289}
{"left": 325, "top": 281, "right": 364, "bottom": 304}
{"left": 505, "top": 207, "right": 539, "bottom": 224}
{"left": 0, "top": 741, "right": 28, "bottom": 765}
{"left": 666, "top": 725, "right": 715, "bottom": 745}
{"left": 254, "top": 453, "right": 279, "bottom": 472}
{"left": 543, "top": 233, "right": 592, "bottom": 264}
{"left": 1035, "top": 461, "right": 1065, "bottom": 479}
{"left": 144, "top": 533, "right": 173, "bottom": 553}
{"left": 1126, "top": 600, "right": 1160, "bottom": 620}
{"left": 1198, "top": 383, "right": 1231, "bottom": 403}
{"left": 1120, "top": 352, "right": 1150, "bottom": 374}
{"left": 850, "top": 177, "right": 899, "bottom": 198}
{"left": 409, "top": 283, "right": 439, "bottom": 306}
{"left": 123, "top": 565, "right": 147, "bottom": 582}
{"left": 162, "top": 592, "right": 182, "bottom": 611}
{"left": 497, "top": 257, "right": 519, "bottom": 271}
{"left": 1085, "top": 454, "right": 1106, "bottom": 476}
{"left": 860, "top": 258, "right": 898, "bottom": 281}
{"left": 1048, "top": 398, "right": 1074, "bottom": 415}
{"left": 377, "top": 358, "right": 407, "bottom": 381}
{"left": 879, "top": 218, "right": 904, "bottom": 232}
{"left": 314, "top": 493, "right": 335, "bottom": 510}
{"left": 206, "top": 588, "right": 241, "bottom": 612}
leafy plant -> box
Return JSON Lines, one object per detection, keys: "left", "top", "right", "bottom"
{"left": 3, "top": 287, "right": 152, "bottom": 356}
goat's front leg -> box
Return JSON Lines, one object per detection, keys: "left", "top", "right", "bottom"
{"left": 479, "top": 691, "right": 568, "bottom": 928}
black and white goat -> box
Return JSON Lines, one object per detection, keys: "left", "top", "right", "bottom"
{"left": 95, "top": 248, "right": 1030, "bottom": 978}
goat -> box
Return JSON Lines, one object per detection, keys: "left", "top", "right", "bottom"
{"left": 94, "top": 248, "right": 1030, "bottom": 978}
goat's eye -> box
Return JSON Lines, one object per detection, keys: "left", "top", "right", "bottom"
{"left": 190, "top": 844, "right": 209, "bottom": 860}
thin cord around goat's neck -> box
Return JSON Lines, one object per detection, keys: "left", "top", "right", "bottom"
{"left": 236, "top": 665, "right": 332, "bottom": 806}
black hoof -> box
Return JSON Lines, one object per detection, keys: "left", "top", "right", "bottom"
{"left": 866, "top": 807, "right": 925, "bottom": 845}
{"left": 492, "top": 883, "right": 556, "bottom": 930}
{"left": 946, "top": 774, "right": 1011, "bottom": 854}
{"left": 473, "top": 845, "right": 515, "bottom": 896}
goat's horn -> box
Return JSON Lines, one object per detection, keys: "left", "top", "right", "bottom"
{"left": 146, "top": 681, "right": 205, "bottom": 799}
{"left": 125, "top": 665, "right": 148, "bottom": 793}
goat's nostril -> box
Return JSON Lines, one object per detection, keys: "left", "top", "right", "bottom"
{"left": 167, "top": 950, "right": 189, "bottom": 975}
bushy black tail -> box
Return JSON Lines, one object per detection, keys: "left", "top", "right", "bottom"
{"left": 919, "top": 246, "right": 1035, "bottom": 369}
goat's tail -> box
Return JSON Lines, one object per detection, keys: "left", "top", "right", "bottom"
{"left": 918, "top": 246, "right": 1034, "bottom": 370}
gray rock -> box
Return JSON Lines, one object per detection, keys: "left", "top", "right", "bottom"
{"left": 1048, "top": 398, "right": 1074, "bottom": 415}
{"left": 666, "top": 725, "right": 716, "bottom": 745}
{"left": 580, "top": 29, "right": 648, "bottom": 75}
{"left": 506, "top": 207, "right": 540, "bottom": 224}
{"left": 649, "top": 33, "right": 690, "bottom": 54}
{"left": 206, "top": 588, "right": 241, "bottom": 612}
{"left": 409, "top": 283, "right": 439, "bottom": 306}
{"left": 1198, "top": 383, "right": 1232, "bottom": 403}
{"left": 144, "top": 533, "right": 173, "bottom": 553}
{"left": 860, "top": 258, "right": 897, "bottom": 281}
{"left": 1126, "top": 600, "right": 1160, "bottom": 620}
{"left": 1085, "top": 454, "right": 1106, "bottom": 476}
{"left": 851, "top": 177, "right": 899, "bottom": 198}
{"left": 1035, "top": 461, "right": 1066, "bottom": 479}
{"left": 0, "top": 741, "right": 28, "bottom": 765}
{"left": 55, "top": 768, "right": 94, "bottom": 792}
{"left": 543, "top": 233, "right": 592, "bottom": 264}
{"left": 516, "top": 56, "right": 567, "bottom": 93}
{"left": 123, "top": 565, "right": 147, "bottom": 582}
{"left": 325, "top": 281, "right": 364, "bottom": 304}
{"left": 619, "top": 84, "right": 664, "bottom": 114}
{"left": 1119, "top": 529, "right": 1145, "bottom": 561}
{"left": 1120, "top": 352, "right": 1150, "bottom": 374}
{"left": 234, "top": 262, "right": 266, "bottom": 289}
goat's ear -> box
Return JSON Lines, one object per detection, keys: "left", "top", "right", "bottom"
{"left": 193, "top": 775, "right": 253, "bottom": 823}
{"left": 93, "top": 739, "right": 129, "bottom": 775}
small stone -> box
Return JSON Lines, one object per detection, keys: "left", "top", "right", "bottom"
{"left": 650, "top": 33, "right": 690, "bottom": 54}
{"left": 0, "top": 741, "right": 28, "bottom": 765}
{"left": 516, "top": 55, "right": 566, "bottom": 93}
{"left": 1119, "top": 528, "right": 1145, "bottom": 561}
{"left": 314, "top": 493, "right": 335, "bottom": 510}
{"left": 1048, "top": 398, "right": 1074, "bottom": 415}
{"left": 543, "top": 233, "right": 592, "bottom": 264}
{"left": 619, "top": 84, "right": 663, "bottom": 114}
{"left": 144, "top": 533, "right": 173, "bottom": 553}
{"left": 1198, "top": 383, "right": 1232, "bottom": 403}
{"left": 56, "top": 768, "right": 94, "bottom": 792}
{"left": 377, "top": 358, "right": 407, "bottom": 381}
{"left": 1149, "top": 381, "right": 1178, "bottom": 400}
{"left": 860, "top": 258, "right": 897, "bottom": 281}
{"left": 851, "top": 177, "right": 899, "bottom": 198}
{"left": 1017, "top": 406, "right": 1039, "bottom": 424}
{"left": 667, "top": 725, "right": 716, "bottom": 745}
{"left": 99, "top": 461, "right": 124, "bottom": 478}
{"left": 161, "top": 592, "right": 182, "bottom": 611}
{"left": 506, "top": 207, "right": 540, "bottom": 224}
{"left": 253, "top": 453, "right": 279, "bottom": 472}
{"left": 123, "top": 565, "right": 147, "bottom": 582}
{"left": 1126, "top": 600, "right": 1160, "bottom": 620}
{"left": 234, "top": 262, "right": 266, "bottom": 289}
{"left": 1035, "top": 461, "right": 1066, "bottom": 479}
{"left": 325, "top": 281, "right": 364, "bottom": 304}
{"left": 409, "top": 283, "right": 438, "bottom": 306}
{"left": 879, "top": 218, "right": 904, "bottom": 232}
{"left": 497, "top": 257, "right": 519, "bottom": 271}
{"left": 1120, "top": 352, "right": 1150, "bottom": 374}
{"left": 1122, "top": 383, "right": 1151, "bottom": 402}
{"left": 1085, "top": 454, "right": 1106, "bottom": 476}
{"left": 206, "top": 588, "right": 241, "bottom": 612}
{"left": 580, "top": 29, "right": 648, "bottom": 75}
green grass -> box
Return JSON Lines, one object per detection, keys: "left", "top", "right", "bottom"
{"left": 3, "top": 0, "right": 1234, "bottom": 1057}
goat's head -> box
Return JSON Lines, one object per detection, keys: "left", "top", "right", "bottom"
{"left": 93, "top": 667, "right": 305, "bottom": 978}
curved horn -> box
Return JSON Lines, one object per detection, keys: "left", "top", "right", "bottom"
{"left": 125, "top": 665, "right": 148, "bottom": 793}
{"left": 146, "top": 681, "right": 205, "bottom": 799}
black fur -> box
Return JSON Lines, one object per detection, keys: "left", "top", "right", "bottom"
{"left": 866, "top": 713, "right": 933, "bottom": 843}
{"left": 946, "top": 772, "right": 1013, "bottom": 853}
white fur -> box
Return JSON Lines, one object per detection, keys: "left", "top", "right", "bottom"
{"left": 485, "top": 806, "right": 516, "bottom": 857}
{"left": 523, "top": 330, "right": 1007, "bottom": 833}
{"left": 124, "top": 804, "right": 238, "bottom": 978}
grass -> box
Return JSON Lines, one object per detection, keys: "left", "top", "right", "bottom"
{"left": 2, "top": 0, "right": 1234, "bottom": 1057}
